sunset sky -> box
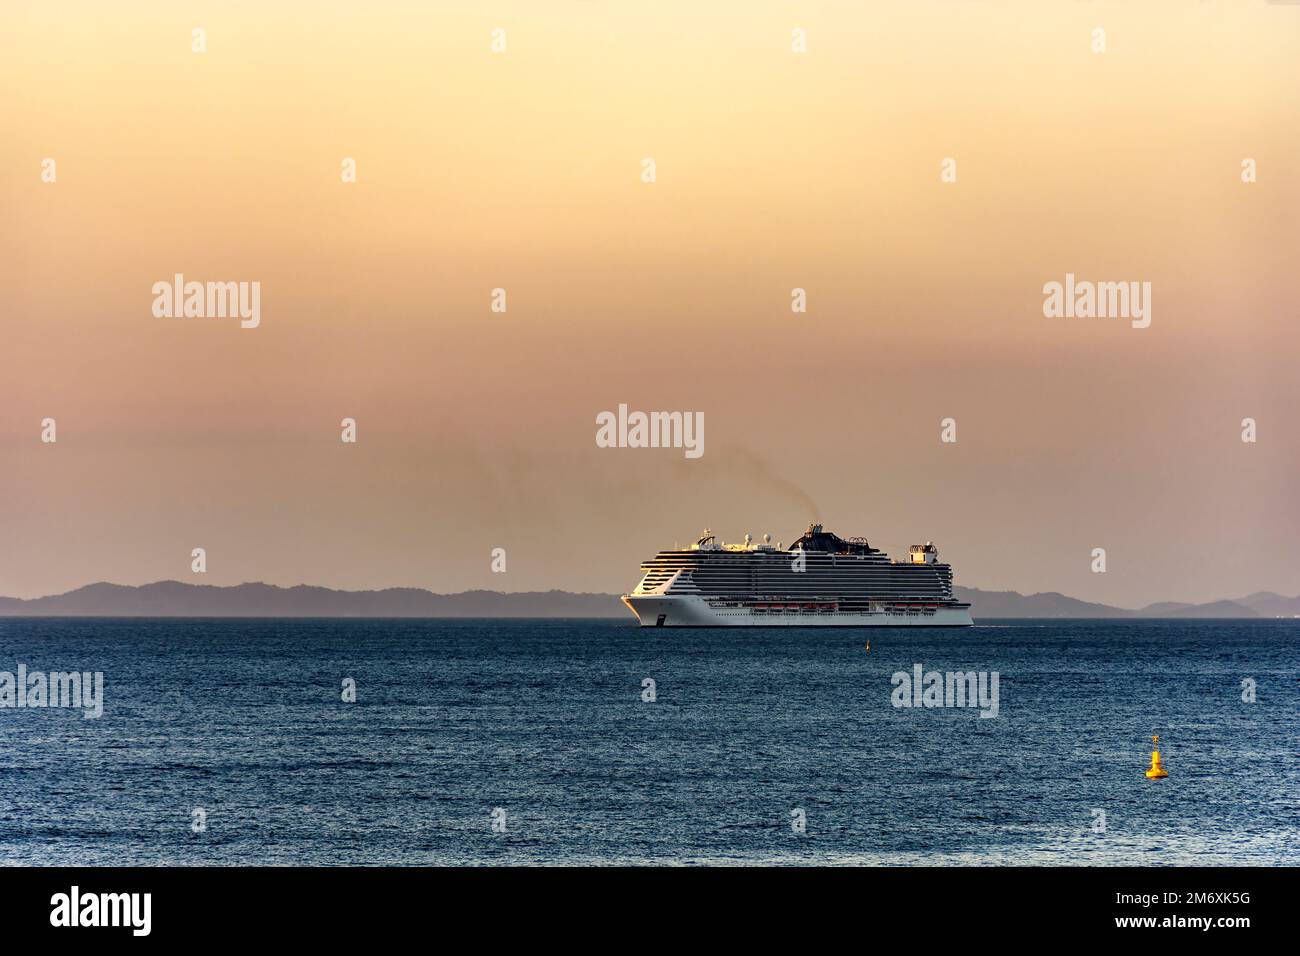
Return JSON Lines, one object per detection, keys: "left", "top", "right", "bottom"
{"left": 3, "top": 1, "right": 1298, "bottom": 606}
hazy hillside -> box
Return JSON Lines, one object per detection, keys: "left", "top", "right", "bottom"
{"left": 1234, "top": 592, "right": 1300, "bottom": 617}
{"left": 0, "top": 582, "right": 622, "bottom": 618}
{"left": 954, "top": 587, "right": 1130, "bottom": 618}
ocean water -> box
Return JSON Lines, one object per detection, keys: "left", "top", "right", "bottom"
{"left": 0, "top": 618, "right": 1295, "bottom": 866}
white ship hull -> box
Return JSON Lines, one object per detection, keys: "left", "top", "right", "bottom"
{"left": 622, "top": 594, "right": 973, "bottom": 628}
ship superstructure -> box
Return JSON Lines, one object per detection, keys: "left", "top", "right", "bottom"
{"left": 621, "top": 524, "right": 973, "bottom": 627}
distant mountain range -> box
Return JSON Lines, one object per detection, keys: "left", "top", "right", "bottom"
{"left": 0, "top": 581, "right": 1298, "bottom": 619}
{"left": 954, "top": 587, "right": 1300, "bottom": 619}
{"left": 0, "top": 582, "right": 616, "bottom": 618}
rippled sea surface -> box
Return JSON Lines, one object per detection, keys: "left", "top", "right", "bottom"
{"left": 0, "top": 618, "right": 1295, "bottom": 865}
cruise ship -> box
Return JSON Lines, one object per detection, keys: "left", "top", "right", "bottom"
{"left": 622, "top": 524, "right": 973, "bottom": 627}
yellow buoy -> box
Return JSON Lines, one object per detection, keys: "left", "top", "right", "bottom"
{"left": 1145, "top": 735, "right": 1168, "bottom": 779}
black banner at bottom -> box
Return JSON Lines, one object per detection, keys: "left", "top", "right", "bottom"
{"left": 0, "top": 865, "right": 1285, "bottom": 943}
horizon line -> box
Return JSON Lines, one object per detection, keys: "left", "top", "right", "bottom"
{"left": 2, "top": 578, "right": 1297, "bottom": 615}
